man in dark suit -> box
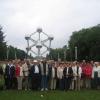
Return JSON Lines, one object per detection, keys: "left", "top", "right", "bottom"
{"left": 30, "top": 60, "right": 41, "bottom": 90}
{"left": 10, "top": 61, "right": 16, "bottom": 89}
{"left": 5, "top": 60, "right": 12, "bottom": 89}
{"left": 0, "top": 64, "right": 4, "bottom": 90}
{"left": 5, "top": 60, "right": 16, "bottom": 89}
{"left": 66, "top": 63, "right": 73, "bottom": 91}
{"left": 63, "top": 63, "right": 68, "bottom": 91}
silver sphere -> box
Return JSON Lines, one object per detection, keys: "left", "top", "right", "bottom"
{"left": 25, "top": 34, "right": 30, "bottom": 40}
{"left": 48, "top": 34, "right": 54, "bottom": 40}
{"left": 25, "top": 28, "right": 54, "bottom": 59}
{"left": 37, "top": 28, "right": 42, "bottom": 33}
{"left": 49, "top": 36, "right": 54, "bottom": 40}
{"left": 26, "top": 47, "right": 29, "bottom": 51}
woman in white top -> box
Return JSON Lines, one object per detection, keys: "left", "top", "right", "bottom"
{"left": 22, "top": 61, "right": 29, "bottom": 90}
{"left": 72, "top": 62, "right": 82, "bottom": 90}
{"left": 57, "top": 63, "right": 64, "bottom": 90}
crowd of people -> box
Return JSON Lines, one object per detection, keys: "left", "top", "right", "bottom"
{"left": 0, "top": 59, "right": 100, "bottom": 91}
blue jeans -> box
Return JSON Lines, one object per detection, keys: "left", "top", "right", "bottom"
{"left": 41, "top": 75, "right": 48, "bottom": 89}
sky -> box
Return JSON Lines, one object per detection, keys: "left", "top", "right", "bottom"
{"left": 0, "top": 0, "right": 100, "bottom": 54}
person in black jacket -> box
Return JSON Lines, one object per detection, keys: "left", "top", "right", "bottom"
{"left": 5, "top": 60, "right": 16, "bottom": 89}
{"left": 48, "top": 61, "right": 52, "bottom": 89}
{"left": 63, "top": 63, "right": 68, "bottom": 91}
{"left": 10, "top": 61, "right": 16, "bottom": 89}
{"left": 30, "top": 60, "right": 41, "bottom": 90}
{"left": 0, "top": 64, "right": 4, "bottom": 90}
{"left": 66, "top": 63, "right": 73, "bottom": 91}
{"left": 5, "top": 61, "right": 11, "bottom": 89}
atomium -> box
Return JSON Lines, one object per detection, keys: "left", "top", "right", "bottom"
{"left": 25, "top": 28, "right": 54, "bottom": 59}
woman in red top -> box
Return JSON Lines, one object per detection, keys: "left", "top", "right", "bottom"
{"left": 15, "top": 61, "right": 23, "bottom": 90}
{"left": 15, "top": 63, "right": 20, "bottom": 77}
{"left": 84, "top": 63, "right": 92, "bottom": 89}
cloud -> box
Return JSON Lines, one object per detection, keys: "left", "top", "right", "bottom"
{"left": 0, "top": 0, "right": 100, "bottom": 55}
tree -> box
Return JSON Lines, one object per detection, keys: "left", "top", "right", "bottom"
{"left": 69, "top": 24, "right": 100, "bottom": 61}
{"left": 0, "top": 25, "right": 31, "bottom": 60}
{"left": 48, "top": 47, "right": 71, "bottom": 61}
{"left": 7, "top": 46, "right": 27, "bottom": 60}
{"left": 0, "top": 26, "right": 7, "bottom": 60}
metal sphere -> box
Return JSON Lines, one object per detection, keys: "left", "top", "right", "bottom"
{"left": 49, "top": 36, "right": 54, "bottom": 40}
{"left": 25, "top": 34, "right": 30, "bottom": 40}
{"left": 25, "top": 36, "right": 30, "bottom": 40}
{"left": 48, "top": 35, "right": 54, "bottom": 40}
{"left": 37, "top": 28, "right": 42, "bottom": 33}
{"left": 25, "top": 28, "right": 54, "bottom": 59}
{"left": 26, "top": 47, "right": 29, "bottom": 51}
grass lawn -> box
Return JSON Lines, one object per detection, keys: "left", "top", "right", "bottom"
{"left": 0, "top": 90, "right": 100, "bottom": 100}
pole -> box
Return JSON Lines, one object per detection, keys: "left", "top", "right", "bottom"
{"left": 64, "top": 50, "right": 66, "bottom": 61}
{"left": 38, "top": 48, "right": 40, "bottom": 58}
{"left": 50, "top": 55, "right": 52, "bottom": 60}
{"left": 7, "top": 46, "right": 9, "bottom": 60}
{"left": 15, "top": 48, "right": 17, "bottom": 59}
{"left": 58, "top": 52, "right": 60, "bottom": 61}
{"left": 75, "top": 46, "right": 77, "bottom": 60}
{"left": 39, "top": 33, "right": 40, "bottom": 41}
{"left": 27, "top": 40, "right": 29, "bottom": 59}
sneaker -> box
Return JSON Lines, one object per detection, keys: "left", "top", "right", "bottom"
{"left": 45, "top": 88, "right": 48, "bottom": 91}
{"left": 41, "top": 88, "right": 44, "bottom": 91}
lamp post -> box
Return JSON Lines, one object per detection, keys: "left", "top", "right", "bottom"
{"left": 64, "top": 50, "right": 66, "bottom": 61}
{"left": 64, "top": 46, "right": 67, "bottom": 61}
{"left": 75, "top": 46, "right": 78, "bottom": 60}
{"left": 58, "top": 52, "right": 60, "bottom": 61}
{"left": 25, "top": 34, "right": 30, "bottom": 59}
{"left": 14, "top": 47, "right": 17, "bottom": 59}
{"left": 7, "top": 45, "right": 9, "bottom": 60}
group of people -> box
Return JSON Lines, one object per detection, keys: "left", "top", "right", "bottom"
{"left": 0, "top": 59, "right": 100, "bottom": 91}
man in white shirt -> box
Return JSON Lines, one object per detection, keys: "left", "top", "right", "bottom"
{"left": 30, "top": 60, "right": 41, "bottom": 90}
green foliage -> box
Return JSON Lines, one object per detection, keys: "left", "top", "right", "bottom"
{"left": 48, "top": 46, "right": 71, "bottom": 61}
{"left": 48, "top": 24, "right": 100, "bottom": 61}
{"left": 0, "top": 26, "right": 7, "bottom": 60}
{"left": 7, "top": 46, "right": 27, "bottom": 60}
{"left": 69, "top": 24, "right": 100, "bottom": 61}
{"left": 0, "top": 25, "right": 28, "bottom": 60}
